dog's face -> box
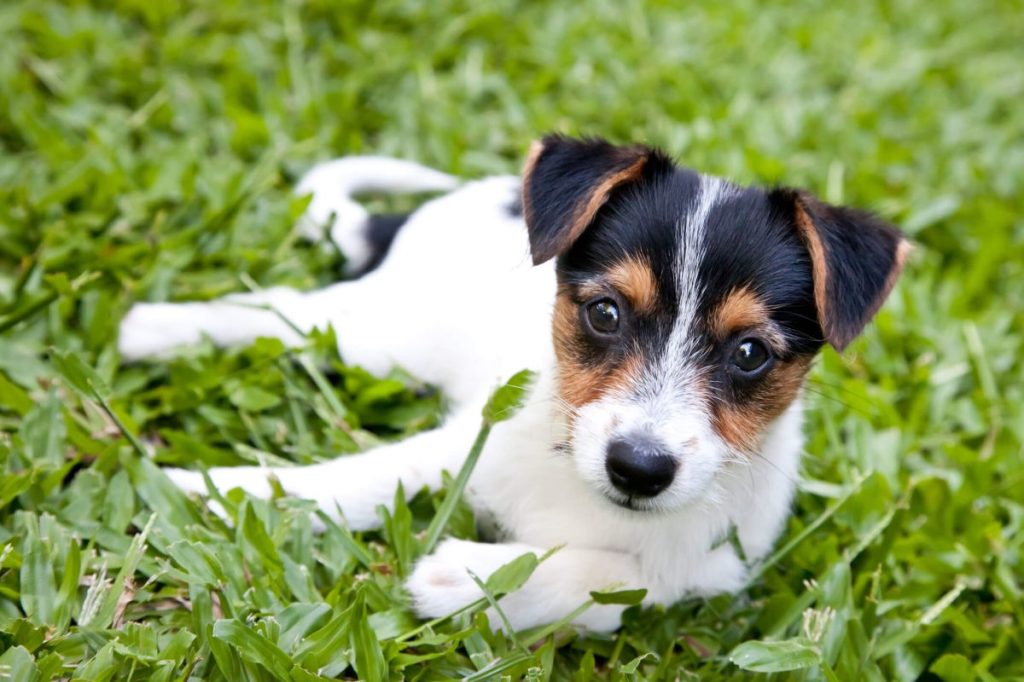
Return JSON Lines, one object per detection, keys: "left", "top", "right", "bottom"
{"left": 523, "top": 136, "right": 908, "bottom": 513}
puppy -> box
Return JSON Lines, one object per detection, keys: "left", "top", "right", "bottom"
{"left": 118, "top": 136, "right": 908, "bottom": 632}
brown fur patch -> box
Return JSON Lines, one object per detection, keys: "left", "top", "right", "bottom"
{"left": 711, "top": 357, "right": 812, "bottom": 452}
{"left": 552, "top": 292, "right": 643, "bottom": 411}
{"left": 883, "top": 238, "right": 912, "bottom": 307}
{"left": 607, "top": 256, "right": 658, "bottom": 315}
{"left": 793, "top": 202, "right": 830, "bottom": 342}
{"left": 711, "top": 287, "right": 770, "bottom": 338}
{"left": 521, "top": 140, "right": 545, "bottom": 189}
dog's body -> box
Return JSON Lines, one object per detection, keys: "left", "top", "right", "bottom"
{"left": 119, "top": 137, "right": 907, "bottom": 632}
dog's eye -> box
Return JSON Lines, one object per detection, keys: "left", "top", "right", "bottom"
{"left": 731, "top": 338, "right": 771, "bottom": 374}
{"left": 586, "top": 299, "right": 620, "bottom": 334}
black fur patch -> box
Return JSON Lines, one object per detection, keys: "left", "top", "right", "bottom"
{"left": 523, "top": 135, "right": 674, "bottom": 265}
{"left": 359, "top": 213, "right": 410, "bottom": 275}
{"left": 506, "top": 195, "right": 523, "bottom": 217}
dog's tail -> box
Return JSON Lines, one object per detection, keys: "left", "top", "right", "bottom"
{"left": 295, "top": 156, "right": 460, "bottom": 276}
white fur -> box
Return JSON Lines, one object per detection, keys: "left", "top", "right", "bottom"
{"left": 118, "top": 157, "right": 802, "bottom": 633}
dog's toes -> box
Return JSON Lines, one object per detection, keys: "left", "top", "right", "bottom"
{"left": 406, "top": 543, "right": 485, "bottom": 619}
{"left": 690, "top": 546, "right": 748, "bottom": 596}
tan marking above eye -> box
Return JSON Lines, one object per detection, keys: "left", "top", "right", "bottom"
{"left": 606, "top": 256, "right": 659, "bottom": 315}
{"left": 574, "top": 256, "right": 659, "bottom": 316}
{"left": 711, "top": 287, "right": 770, "bottom": 338}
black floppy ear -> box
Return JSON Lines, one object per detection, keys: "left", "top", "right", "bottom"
{"left": 521, "top": 135, "right": 664, "bottom": 265}
{"left": 778, "top": 189, "right": 910, "bottom": 351}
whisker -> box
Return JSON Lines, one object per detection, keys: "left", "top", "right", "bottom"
{"left": 723, "top": 448, "right": 801, "bottom": 488}
{"left": 806, "top": 376, "right": 876, "bottom": 404}
{"left": 801, "top": 385, "right": 876, "bottom": 419}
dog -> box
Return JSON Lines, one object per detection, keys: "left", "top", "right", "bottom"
{"left": 118, "top": 136, "right": 908, "bottom": 632}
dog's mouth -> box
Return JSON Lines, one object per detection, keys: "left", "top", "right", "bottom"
{"left": 614, "top": 497, "right": 644, "bottom": 512}
{"left": 605, "top": 491, "right": 662, "bottom": 513}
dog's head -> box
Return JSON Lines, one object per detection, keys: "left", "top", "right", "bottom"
{"left": 523, "top": 135, "right": 909, "bottom": 512}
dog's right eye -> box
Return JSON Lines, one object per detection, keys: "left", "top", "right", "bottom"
{"left": 585, "top": 298, "right": 620, "bottom": 334}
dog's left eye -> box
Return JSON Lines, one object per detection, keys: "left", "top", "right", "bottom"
{"left": 731, "top": 338, "right": 771, "bottom": 374}
{"left": 585, "top": 299, "right": 620, "bottom": 334}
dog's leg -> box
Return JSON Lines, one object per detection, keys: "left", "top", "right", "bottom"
{"left": 407, "top": 539, "right": 647, "bottom": 632}
{"left": 117, "top": 276, "right": 391, "bottom": 362}
{"left": 165, "top": 409, "right": 481, "bottom": 530}
{"left": 119, "top": 156, "right": 461, "bottom": 360}
{"left": 118, "top": 287, "right": 314, "bottom": 360}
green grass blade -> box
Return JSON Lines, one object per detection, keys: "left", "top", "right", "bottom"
{"left": 421, "top": 422, "right": 491, "bottom": 555}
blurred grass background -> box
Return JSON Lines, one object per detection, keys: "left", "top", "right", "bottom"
{"left": 1, "top": 0, "right": 1022, "bottom": 679}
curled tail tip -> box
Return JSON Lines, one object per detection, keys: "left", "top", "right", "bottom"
{"left": 292, "top": 155, "right": 459, "bottom": 275}
{"left": 295, "top": 156, "right": 459, "bottom": 198}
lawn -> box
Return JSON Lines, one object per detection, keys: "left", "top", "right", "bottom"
{"left": 1, "top": 0, "right": 1022, "bottom": 679}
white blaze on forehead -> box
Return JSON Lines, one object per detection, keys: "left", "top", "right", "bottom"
{"left": 673, "top": 176, "right": 731, "bottom": 355}
{"left": 636, "top": 175, "right": 738, "bottom": 406}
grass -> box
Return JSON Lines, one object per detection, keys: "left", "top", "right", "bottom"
{"left": 1, "top": 0, "right": 1022, "bottom": 678}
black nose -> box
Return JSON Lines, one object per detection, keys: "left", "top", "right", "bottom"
{"left": 605, "top": 436, "right": 678, "bottom": 498}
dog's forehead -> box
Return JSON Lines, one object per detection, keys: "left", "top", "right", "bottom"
{"left": 561, "top": 170, "right": 809, "bottom": 308}
{"left": 557, "top": 168, "right": 821, "bottom": 363}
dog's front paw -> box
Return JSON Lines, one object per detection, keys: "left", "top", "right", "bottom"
{"left": 407, "top": 539, "right": 490, "bottom": 619}
{"left": 689, "top": 546, "right": 748, "bottom": 596}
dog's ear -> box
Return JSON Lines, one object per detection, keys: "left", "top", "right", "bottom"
{"left": 522, "top": 135, "right": 663, "bottom": 265}
{"left": 777, "top": 189, "right": 910, "bottom": 351}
